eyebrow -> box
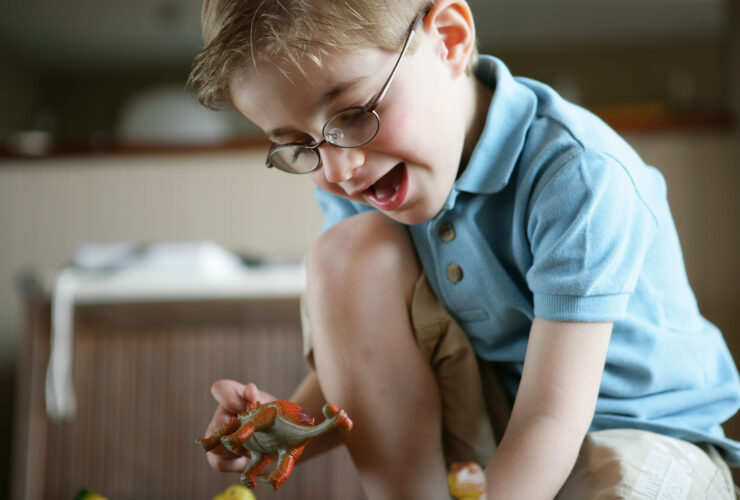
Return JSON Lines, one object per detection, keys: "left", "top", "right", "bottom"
{"left": 265, "top": 76, "right": 367, "bottom": 140}
{"left": 315, "top": 76, "right": 366, "bottom": 111}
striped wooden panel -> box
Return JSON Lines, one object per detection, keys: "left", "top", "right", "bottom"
{"left": 14, "top": 299, "right": 366, "bottom": 500}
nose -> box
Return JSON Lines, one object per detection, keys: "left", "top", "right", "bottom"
{"left": 319, "top": 145, "right": 365, "bottom": 183}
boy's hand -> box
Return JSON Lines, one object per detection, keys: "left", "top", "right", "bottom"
{"left": 203, "top": 379, "right": 277, "bottom": 473}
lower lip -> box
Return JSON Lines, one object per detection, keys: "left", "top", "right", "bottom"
{"left": 365, "top": 163, "right": 409, "bottom": 212}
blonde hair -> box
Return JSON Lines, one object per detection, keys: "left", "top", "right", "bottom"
{"left": 188, "top": 0, "right": 440, "bottom": 109}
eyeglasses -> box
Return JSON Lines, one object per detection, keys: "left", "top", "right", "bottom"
{"left": 265, "top": 10, "right": 426, "bottom": 174}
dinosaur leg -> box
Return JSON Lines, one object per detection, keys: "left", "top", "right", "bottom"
{"left": 194, "top": 416, "right": 240, "bottom": 451}
{"left": 265, "top": 444, "right": 306, "bottom": 490}
{"left": 240, "top": 451, "right": 270, "bottom": 489}
{"left": 222, "top": 405, "right": 278, "bottom": 451}
{"left": 221, "top": 422, "right": 256, "bottom": 451}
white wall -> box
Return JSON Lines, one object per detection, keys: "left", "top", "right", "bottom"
{"left": 0, "top": 149, "right": 324, "bottom": 364}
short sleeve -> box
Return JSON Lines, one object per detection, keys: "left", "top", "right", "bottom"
{"left": 526, "top": 150, "right": 658, "bottom": 322}
{"left": 314, "top": 186, "right": 373, "bottom": 233}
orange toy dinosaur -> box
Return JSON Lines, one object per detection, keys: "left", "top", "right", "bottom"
{"left": 196, "top": 400, "right": 353, "bottom": 490}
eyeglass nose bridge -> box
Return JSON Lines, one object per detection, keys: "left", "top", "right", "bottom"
{"left": 325, "top": 127, "right": 344, "bottom": 145}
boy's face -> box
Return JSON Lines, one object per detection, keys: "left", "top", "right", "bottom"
{"left": 229, "top": 28, "right": 474, "bottom": 225}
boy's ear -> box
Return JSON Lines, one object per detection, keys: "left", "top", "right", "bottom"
{"left": 424, "top": 0, "right": 476, "bottom": 77}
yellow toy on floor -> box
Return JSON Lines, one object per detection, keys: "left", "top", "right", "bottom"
{"left": 72, "top": 488, "right": 108, "bottom": 500}
{"left": 448, "top": 462, "right": 486, "bottom": 500}
{"left": 212, "top": 484, "right": 257, "bottom": 500}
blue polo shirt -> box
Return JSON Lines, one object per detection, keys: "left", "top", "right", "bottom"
{"left": 314, "top": 55, "right": 740, "bottom": 462}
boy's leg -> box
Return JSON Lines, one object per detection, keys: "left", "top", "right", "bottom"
{"left": 557, "top": 429, "right": 736, "bottom": 499}
{"left": 305, "top": 212, "right": 449, "bottom": 499}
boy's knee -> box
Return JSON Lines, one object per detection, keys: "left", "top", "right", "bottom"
{"left": 306, "top": 212, "right": 419, "bottom": 300}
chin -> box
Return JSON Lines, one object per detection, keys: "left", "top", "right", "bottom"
{"left": 385, "top": 206, "right": 439, "bottom": 226}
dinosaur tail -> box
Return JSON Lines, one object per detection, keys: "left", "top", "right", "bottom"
{"left": 322, "top": 403, "right": 353, "bottom": 431}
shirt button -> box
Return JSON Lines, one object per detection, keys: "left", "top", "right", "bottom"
{"left": 439, "top": 224, "right": 456, "bottom": 242}
{"left": 446, "top": 264, "right": 463, "bottom": 283}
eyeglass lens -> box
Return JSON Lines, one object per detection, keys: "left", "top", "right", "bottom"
{"left": 268, "top": 108, "right": 380, "bottom": 173}
{"left": 323, "top": 108, "right": 379, "bottom": 147}
{"left": 268, "top": 146, "right": 320, "bottom": 174}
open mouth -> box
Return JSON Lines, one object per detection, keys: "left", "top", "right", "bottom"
{"left": 364, "top": 162, "right": 408, "bottom": 211}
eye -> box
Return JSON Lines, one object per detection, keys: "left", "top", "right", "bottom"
{"left": 291, "top": 146, "right": 316, "bottom": 162}
{"left": 341, "top": 108, "right": 368, "bottom": 124}
{"left": 273, "top": 134, "right": 316, "bottom": 147}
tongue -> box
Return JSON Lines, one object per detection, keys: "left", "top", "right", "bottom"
{"left": 372, "top": 164, "right": 404, "bottom": 200}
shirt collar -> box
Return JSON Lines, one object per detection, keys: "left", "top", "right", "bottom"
{"left": 450, "top": 56, "right": 537, "bottom": 201}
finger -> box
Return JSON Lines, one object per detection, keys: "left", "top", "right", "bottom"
{"left": 243, "top": 383, "right": 263, "bottom": 404}
{"left": 205, "top": 404, "right": 237, "bottom": 435}
{"left": 210, "top": 379, "right": 250, "bottom": 414}
{"left": 207, "top": 450, "right": 250, "bottom": 473}
{"left": 207, "top": 440, "right": 251, "bottom": 461}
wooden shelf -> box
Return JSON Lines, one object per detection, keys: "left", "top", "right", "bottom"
{"left": 592, "top": 103, "right": 733, "bottom": 133}
{"left": 0, "top": 137, "right": 271, "bottom": 160}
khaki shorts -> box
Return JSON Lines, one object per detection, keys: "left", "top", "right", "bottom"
{"left": 302, "top": 272, "right": 736, "bottom": 498}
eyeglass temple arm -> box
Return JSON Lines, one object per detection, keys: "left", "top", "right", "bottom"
{"left": 366, "top": 11, "right": 425, "bottom": 110}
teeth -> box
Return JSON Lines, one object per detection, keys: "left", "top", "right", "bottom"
{"left": 368, "top": 163, "right": 403, "bottom": 201}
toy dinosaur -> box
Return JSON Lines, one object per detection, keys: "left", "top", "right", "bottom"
{"left": 196, "top": 400, "right": 353, "bottom": 490}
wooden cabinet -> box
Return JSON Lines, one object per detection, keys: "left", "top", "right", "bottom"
{"left": 12, "top": 297, "right": 365, "bottom": 500}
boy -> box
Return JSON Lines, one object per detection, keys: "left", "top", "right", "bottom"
{"left": 189, "top": 0, "right": 740, "bottom": 497}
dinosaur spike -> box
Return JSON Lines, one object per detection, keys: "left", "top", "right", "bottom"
{"left": 247, "top": 400, "right": 255, "bottom": 412}
{"left": 335, "top": 408, "right": 353, "bottom": 431}
{"left": 274, "top": 401, "right": 314, "bottom": 426}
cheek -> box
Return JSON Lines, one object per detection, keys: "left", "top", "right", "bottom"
{"left": 373, "top": 83, "right": 445, "bottom": 160}
{"left": 371, "top": 106, "right": 423, "bottom": 155}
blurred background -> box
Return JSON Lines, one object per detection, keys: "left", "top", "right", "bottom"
{"left": 1, "top": 0, "right": 738, "bottom": 498}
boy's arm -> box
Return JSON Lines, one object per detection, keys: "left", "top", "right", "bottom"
{"left": 484, "top": 318, "right": 612, "bottom": 499}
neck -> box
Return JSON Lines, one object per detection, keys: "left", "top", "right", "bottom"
{"left": 460, "top": 74, "right": 493, "bottom": 169}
